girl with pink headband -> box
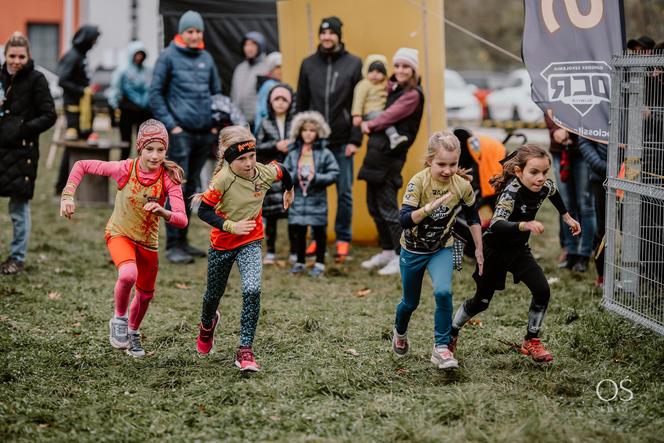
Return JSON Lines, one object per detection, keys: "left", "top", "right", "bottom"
{"left": 60, "top": 119, "right": 187, "bottom": 357}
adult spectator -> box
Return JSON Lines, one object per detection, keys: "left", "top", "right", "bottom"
{"left": 296, "top": 16, "right": 362, "bottom": 261}
{"left": 545, "top": 114, "right": 596, "bottom": 273}
{"left": 358, "top": 48, "right": 425, "bottom": 275}
{"left": 150, "top": 9, "right": 222, "bottom": 264}
{"left": 230, "top": 31, "right": 268, "bottom": 127}
{"left": 0, "top": 33, "right": 57, "bottom": 274}
{"left": 107, "top": 41, "right": 153, "bottom": 159}
{"left": 627, "top": 35, "right": 655, "bottom": 54}
{"left": 54, "top": 25, "right": 100, "bottom": 195}
{"left": 254, "top": 51, "right": 283, "bottom": 134}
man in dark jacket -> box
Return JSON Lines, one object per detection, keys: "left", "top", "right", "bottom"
{"left": 296, "top": 16, "right": 362, "bottom": 261}
{"left": 149, "top": 9, "right": 222, "bottom": 264}
{"left": 54, "top": 25, "right": 100, "bottom": 195}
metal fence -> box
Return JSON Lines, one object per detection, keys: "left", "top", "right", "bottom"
{"left": 605, "top": 52, "right": 664, "bottom": 335}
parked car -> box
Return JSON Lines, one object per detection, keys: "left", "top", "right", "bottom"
{"left": 445, "top": 69, "right": 482, "bottom": 122}
{"left": 459, "top": 70, "right": 506, "bottom": 119}
{"left": 486, "top": 69, "right": 543, "bottom": 123}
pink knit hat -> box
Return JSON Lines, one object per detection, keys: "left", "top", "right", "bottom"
{"left": 392, "top": 47, "right": 419, "bottom": 74}
{"left": 136, "top": 119, "right": 169, "bottom": 153}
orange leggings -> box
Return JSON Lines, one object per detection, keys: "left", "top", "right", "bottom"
{"left": 106, "top": 235, "right": 159, "bottom": 292}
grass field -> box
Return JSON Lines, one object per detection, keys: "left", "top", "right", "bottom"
{"left": 1, "top": 132, "right": 663, "bottom": 442}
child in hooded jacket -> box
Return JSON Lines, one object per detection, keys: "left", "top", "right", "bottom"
{"left": 284, "top": 111, "right": 339, "bottom": 277}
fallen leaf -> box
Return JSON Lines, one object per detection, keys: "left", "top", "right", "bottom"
{"left": 468, "top": 319, "right": 483, "bottom": 327}
{"left": 74, "top": 353, "right": 82, "bottom": 359}
{"left": 275, "top": 260, "right": 286, "bottom": 268}
{"left": 47, "top": 291, "right": 61, "bottom": 300}
{"left": 198, "top": 404, "right": 206, "bottom": 412}
{"left": 0, "top": 315, "right": 8, "bottom": 322}
{"left": 269, "top": 415, "right": 281, "bottom": 421}
{"left": 38, "top": 423, "right": 49, "bottom": 429}
{"left": 396, "top": 368, "right": 410, "bottom": 375}
{"left": 547, "top": 277, "right": 560, "bottom": 285}
{"left": 345, "top": 348, "right": 360, "bottom": 357}
{"left": 175, "top": 283, "right": 189, "bottom": 290}
{"left": 39, "top": 254, "right": 48, "bottom": 261}
{"left": 72, "top": 322, "right": 81, "bottom": 327}
{"left": 355, "top": 288, "right": 372, "bottom": 297}
{"left": 146, "top": 351, "right": 155, "bottom": 357}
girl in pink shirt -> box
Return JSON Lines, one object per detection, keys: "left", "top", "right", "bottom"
{"left": 59, "top": 119, "right": 187, "bottom": 357}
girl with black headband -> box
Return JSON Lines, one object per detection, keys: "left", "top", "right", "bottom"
{"left": 451, "top": 145, "right": 580, "bottom": 363}
{"left": 192, "top": 125, "right": 294, "bottom": 372}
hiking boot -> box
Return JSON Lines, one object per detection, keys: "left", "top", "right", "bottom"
{"left": 263, "top": 252, "right": 276, "bottom": 265}
{"left": 0, "top": 258, "right": 24, "bottom": 275}
{"left": 289, "top": 263, "right": 306, "bottom": 274}
{"left": 306, "top": 241, "right": 317, "bottom": 257}
{"left": 377, "top": 256, "right": 400, "bottom": 276}
{"left": 166, "top": 247, "right": 194, "bottom": 264}
{"left": 182, "top": 242, "right": 206, "bottom": 258}
{"left": 308, "top": 263, "right": 325, "bottom": 278}
{"left": 448, "top": 334, "right": 458, "bottom": 354}
{"left": 520, "top": 338, "right": 553, "bottom": 363}
{"left": 335, "top": 241, "right": 350, "bottom": 263}
{"left": 431, "top": 345, "right": 458, "bottom": 369}
{"left": 361, "top": 250, "right": 395, "bottom": 270}
{"left": 389, "top": 132, "right": 409, "bottom": 150}
{"left": 235, "top": 346, "right": 260, "bottom": 372}
{"left": 197, "top": 311, "right": 220, "bottom": 355}
{"left": 109, "top": 316, "right": 129, "bottom": 349}
{"left": 392, "top": 327, "right": 409, "bottom": 357}
{"left": 126, "top": 331, "right": 145, "bottom": 357}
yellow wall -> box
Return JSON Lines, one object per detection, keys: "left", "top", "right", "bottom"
{"left": 277, "top": 0, "right": 446, "bottom": 244}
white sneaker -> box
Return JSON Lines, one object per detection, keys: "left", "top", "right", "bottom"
{"left": 263, "top": 252, "right": 276, "bottom": 265}
{"left": 361, "top": 250, "right": 395, "bottom": 270}
{"left": 109, "top": 316, "right": 129, "bottom": 349}
{"left": 377, "top": 256, "right": 400, "bottom": 275}
{"left": 288, "top": 253, "right": 297, "bottom": 264}
{"left": 431, "top": 345, "right": 458, "bottom": 369}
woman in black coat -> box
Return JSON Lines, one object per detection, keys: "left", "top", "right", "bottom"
{"left": 0, "top": 33, "right": 57, "bottom": 274}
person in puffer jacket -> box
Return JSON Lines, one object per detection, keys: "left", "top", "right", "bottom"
{"left": 107, "top": 41, "right": 153, "bottom": 159}
{"left": 231, "top": 31, "right": 269, "bottom": 126}
{"left": 149, "top": 9, "right": 222, "bottom": 264}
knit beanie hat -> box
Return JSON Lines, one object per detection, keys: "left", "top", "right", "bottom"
{"left": 368, "top": 60, "right": 387, "bottom": 76}
{"left": 178, "top": 10, "right": 204, "bottom": 34}
{"left": 136, "top": 119, "right": 169, "bottom": 153}
{"left": 393, "top": 47, "right": 419, "bottom": 74}
{"left": 319, "top": 16, "right": 343, "bottom": 40}
{"left": 265, "top": 51, "right": 282, "bottom": 72}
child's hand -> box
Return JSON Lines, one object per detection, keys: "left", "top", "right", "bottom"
{"left": 276, "top": 140, "right": 289, "bottom": 153}
{"left": 143, "top": 202, "right": 170, "bottom": 219}
{"left": 283, "top": 188, "right": 294, "bottom": 209}
{"left": 234, "top": 219, "right": 257, "bottom": 235}
{"left": 563, "top": 213, "right": 581, "bottom": 236}
{"left": 60, "top": 198, "right": 76, "bottom": 219}
{"left": 426, "top": 192, "right": 453, "bottom": 213}
{"left": 523, "top": 220, "right": 545, "bottom": 235}
{"left": 361, "top": 121, "right": 371, "bottom": 134}
{"left": 352, "top": 115, "right": 362, "bottom": 127}
{"left": 475, "top": 248, "right": 484, "bottom": 276}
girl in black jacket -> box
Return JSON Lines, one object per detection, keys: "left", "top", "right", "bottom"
{"left": 0, "top": 33, "right": 57, "bottom": 274}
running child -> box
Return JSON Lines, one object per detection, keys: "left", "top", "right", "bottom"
{"left": 284, "top": 111, "right": 339, "bottom": 277}
{"left": 195, "top": 125, "right": 294, "bottom": 372}
{"left": 451, "top": 144, "right": 581, "bottom": 363}
{"left": 392, "top": 131, "right": 483, "bottom": 369}
{"left": 60, "top": 119, "right": 187, "bottom": 357}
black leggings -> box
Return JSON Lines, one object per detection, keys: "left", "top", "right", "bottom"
{"left": 291, "top": 224, "right": 326, "bottom": 264}
{"left": 264, "top": 217, "right": 296, "bottom": 255}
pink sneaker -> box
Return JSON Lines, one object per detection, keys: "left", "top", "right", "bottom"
{"left": 235, "top": 346, "right": 260, "bottom": 372}
{"left": 196, "top": 311, "right": 219, "bottom": 355}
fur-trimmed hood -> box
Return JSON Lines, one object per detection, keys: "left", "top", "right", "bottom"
{"left": 289, "top": 111, "right": 330, "bottom": 141}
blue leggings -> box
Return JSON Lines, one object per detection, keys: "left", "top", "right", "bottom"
{"left": 395, "top": 247, "right": 454, "bottom": 346}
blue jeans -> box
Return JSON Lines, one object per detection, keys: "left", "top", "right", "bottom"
{"left": 165, "top": 130, "right": 214, "bottom": 249}
{"left": 332, "top": 147, "right": 353, "bottom": 243}
{"left": 8, "top": 197, "right": 31, "bottom": 262}
{"left": 395, "top": 247, "right": 454, "bottom": 346}
{"left": 552, "top": 152, "right": 596, "bottom": 258}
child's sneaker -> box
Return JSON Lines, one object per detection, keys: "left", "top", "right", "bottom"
{"left": 377, "top": 256, "right": 400, "bottom": 275}
{"left": 361, "top": 250, "right": 395, "bottom": 270}
{"left": 431, "top": 345, "right": 458, "bottom": 369}
{"left": 109, "top": 316, "right": 129, "bottom": 349}
{"left": 288, "top": 253, "right": 297, "bottom": 264}
{"left": 306, "top": 241, "right": 317, "bottom": 257}
{"left": 235, "top": 346, "right": 260, "bottom": 372}
{"left": 308, "top": 263, "right": 325, "bottom": 277}
{"left": 263, "top": 252, "right": 276, "bottom": 265}
{"left": 64, "top": 128, "right": 78, "bottom": 141}
{"left": 86, "top": 132, "right": 99, "bottom": 145}
{"left": 126, "top": 331, "right": 145, "bottom": 357}
{"left": 448, "top": 334, "right": 458, "bottom": 354}
{"left": 389, "top": 132, "right": 408, "bottom": 150}
{"left": 520, "top": 338, "right": 553, "bottom": 363}
{"left": 392, "top": 327, "right": 409, "bottom": 357}
{"left": 335, "top": 241, "right": 350, "bottom": 263}
{"left": 289, "top": 263, "right": 306, "bottom": 274}
{"left": 196, "top": 311, "right": 220, "bottom": 355}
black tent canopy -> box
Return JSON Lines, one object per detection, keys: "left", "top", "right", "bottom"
{"left": 159, "top": 0, "right": 279, "bottom": 95}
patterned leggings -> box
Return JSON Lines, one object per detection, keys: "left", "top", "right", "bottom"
{"left": 200, "top": 241, "right": 262, "bottom": 347}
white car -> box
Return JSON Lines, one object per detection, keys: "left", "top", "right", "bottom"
{"left": 486, "top": 69, "right": 543, "bottom": 122}
{"left": 445, "top": 69, "right": 482, "bottom": 122}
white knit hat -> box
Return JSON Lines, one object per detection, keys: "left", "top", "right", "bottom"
{"left": 392, "top": 47, "right": 419, "bottom": 73}
{"left": 265, "top": 51, "right": 282, "bottom": 73}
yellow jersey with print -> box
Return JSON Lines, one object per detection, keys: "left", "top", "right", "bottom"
{"left": 201, "top": 161, "right": 282, "bottom": 250}
{"left": 400, "top": 168, "right": 475, "bottom": 253}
